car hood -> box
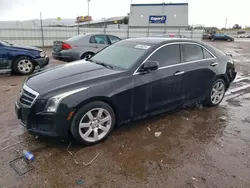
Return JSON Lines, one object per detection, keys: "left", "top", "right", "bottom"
{"left": 11, "top": 44, "right": 42, "bottom": 52}
{"left": 26, "top": 60, "right": 123, "bottom": 95}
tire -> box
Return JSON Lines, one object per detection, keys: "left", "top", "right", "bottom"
{"left": 203, "top": 79, "right": 226, "bottom": 107}
{"left": 227, "top": 38, "right": 231, "bottom": 42}
{"left": 211, "top": 38, "right": 215, "bottom": 41}
{"left": 13, "top": 56, "right": 35, "bottom": 75}
{"left": 81, "top": 52, "right": 94, "bottom": 60}
{"left": 70, "top": 101, "right": 115, "bottom": 145}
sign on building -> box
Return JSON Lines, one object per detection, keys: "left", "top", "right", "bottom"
{"left": 149, "top": 15, "right": 167, "bottom": 24}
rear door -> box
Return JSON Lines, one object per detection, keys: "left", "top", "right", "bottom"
{"left": 89, "top": 35, "right": 109, "bottom": 53}
{"left": 181, "top": 43, "right": 217, "bottom": 104}
{"left": 147, "top": 44, "right": 185, "bottom": 112}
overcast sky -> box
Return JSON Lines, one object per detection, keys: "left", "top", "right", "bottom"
{"left": 0, "top": 0, "right": 249, "bottom": 28}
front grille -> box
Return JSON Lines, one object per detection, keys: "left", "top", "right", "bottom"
{"left": 19, "top": 84, "right": 39, "bottom": 107}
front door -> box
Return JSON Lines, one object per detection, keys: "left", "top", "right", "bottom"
{"left": 132, "top": 73, "right": 152, "bottom": 119}
{"left": 146, "top": 44, "right": 185, "bottom": 112}
{"left": 0, "top": 45, "right": 11, "bottom": 72}
{"left": 181, "top": 43, "right": 217, "bottom": 103}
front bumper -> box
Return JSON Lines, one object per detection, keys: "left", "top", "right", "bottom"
{"left": 34, "top": 56, "right": 49, "bottom": 68}
{"left": 15, "top": 101, "right": 71, "bottom": 138}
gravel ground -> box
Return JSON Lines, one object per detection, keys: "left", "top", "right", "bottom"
{"left": 0, "top": 41, "right": 250, "bottom": 188}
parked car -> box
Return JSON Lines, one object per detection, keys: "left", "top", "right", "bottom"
{"left": 52, "top": 34, "right": 121, "bottom": 62}
{"left": 0, "top": 40, "right": 49, "bottom": 75}
{"left": 237, "top": 30, "right": 246, "bottom": 35}
{"left": 202, "top": 33, "right": 212, "bottom": 40}
{"left": 15, "top": 38, "right": 236, "bottom": 145}
{"left": 211, "top": 34, "right": 234, "bottom": 42}
{"left": 238, "top": 34, "right": 250, "bottom": 38}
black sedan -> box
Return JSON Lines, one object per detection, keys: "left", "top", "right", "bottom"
{"left": 15, "top": 38, "right": 236, "bottom": 145}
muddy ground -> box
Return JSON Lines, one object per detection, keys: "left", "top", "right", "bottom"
{"left": 0, "top": 41, "right": 250, "bottom": 188}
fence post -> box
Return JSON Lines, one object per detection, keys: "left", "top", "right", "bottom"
{"left": 104, "top": 19, "right": 106, "bottom": 34}
{"left": 77, "top": 22, "right": 80, "bottom": 35}
{"left": 191, "top": 28, "right": 193, "bottom": 39}
{"left": 147, "top": 22, "right": 150, "bottom": 36}
{"left": 40, "top": 12, "right": 44, "bottom": 48}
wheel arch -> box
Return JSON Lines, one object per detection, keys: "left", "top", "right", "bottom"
{"left": 215, "top": 74, "right": 230, "bottom": 90}
{"left": 80, "top": 51, "right": 95, "bottom": 59}
{"left": 12, "top": 55, "right": 37, "bottom": 68}
{"left": 75, "top": 96, "right": 118, "bottom": 123}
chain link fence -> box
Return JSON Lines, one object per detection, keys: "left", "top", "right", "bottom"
{"left": 0, "top": 26, "right": 203, "bottom": 47}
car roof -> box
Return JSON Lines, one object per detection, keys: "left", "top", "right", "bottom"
{"left": 124, "top": 37, "right": 201, "bottom": 45}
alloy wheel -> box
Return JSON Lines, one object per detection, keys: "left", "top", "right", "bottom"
{"left": 18, "top": 59, "right": 33, "bottom": 74}
{"left": 78, "top": 108, "right": 112, "bottom": 142}
{"left": 211, "top": 81, "right": 225, "bottom": 105}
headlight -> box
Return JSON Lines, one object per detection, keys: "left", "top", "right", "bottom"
{"left": 45, "top": 87, "right": 88, "bottom": 113}
{"left": 40, "top": 51, "right": 45, "bottom": 58}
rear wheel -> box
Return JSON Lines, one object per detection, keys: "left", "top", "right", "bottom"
{"left": 227, "top": 38, "right": 232, "bottom": 42}
{"left": 70, "top": 101, "right": 115, "bottom": 145}
{"left": 13, "top": 56, "right": 35, "bottom": 75}
{"left": 203, "top": 79, "right": 226, "bottom": 107}
{"left": 81, "top": 52, "right": 94, "bottom": 60}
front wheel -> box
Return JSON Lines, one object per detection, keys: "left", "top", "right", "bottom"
{"left": 13, "top": 56, "right": 35, "bottom": 75}
{"left": 70, "top": 101, "right": 115, "bottom": 145}
{"left": 203, "top": 79, "right": 226, "bottom": 107}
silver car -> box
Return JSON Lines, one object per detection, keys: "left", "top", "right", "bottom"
{"left": 52, "top": 34, "right": 121, "bottom": 62}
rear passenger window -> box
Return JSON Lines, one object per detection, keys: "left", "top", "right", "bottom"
{"left": 183, "top": 44, "right": 203, "bottom": 62}
{"left": 203, "top": 48, "right": 214, "bottom": 59}
{"left": 148, "top": 44, "right": 180, "bottom": 67}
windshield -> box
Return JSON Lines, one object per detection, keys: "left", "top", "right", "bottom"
{"left": 90, "top": 41, "right": 151, "bottom": 70}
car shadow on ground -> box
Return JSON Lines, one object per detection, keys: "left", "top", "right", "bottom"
{"left": 31, "top": 102, "right": 227, "bottom": 154}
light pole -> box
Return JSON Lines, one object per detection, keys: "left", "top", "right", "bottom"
{"left": 225, "top": 18, "right": 228, "bottom": 30}
{"left": 87, "top": 0, "right": 90, "bottom": 28}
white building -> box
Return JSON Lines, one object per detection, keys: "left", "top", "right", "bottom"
{"left": 129, "top": 3, "right": 189, "bottom": 29}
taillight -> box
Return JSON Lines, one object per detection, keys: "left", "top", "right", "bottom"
{"left": 62, "top": 43, "right": 72, "bottom": 50}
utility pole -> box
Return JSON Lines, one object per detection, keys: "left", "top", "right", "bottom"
{"left": 40, "top": 12, "right": 44, "bottom": 48}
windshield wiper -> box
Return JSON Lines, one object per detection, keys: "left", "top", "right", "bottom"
{"left": 89, "top": 59, "right": 114, "bottom": 69}
{"left": 96, "top": 62, "right": 114, "bottom": 69}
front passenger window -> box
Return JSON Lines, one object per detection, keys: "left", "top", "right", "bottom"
{"left": 148, "top": 44, "right": 181, "bottom": 67}
{"left": 183, "top": 44, "right": 203, "bottom": 62}
{"left": 89, "top": 35, "right": 108, "bottom": 44}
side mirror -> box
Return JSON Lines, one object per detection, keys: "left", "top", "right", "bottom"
{"left": 140, "top": 60, "right": 159, "bottom": 73}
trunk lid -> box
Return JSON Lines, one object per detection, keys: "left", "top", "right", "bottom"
{"left": 53, "top": 41, "right": 63, "bottom": 52}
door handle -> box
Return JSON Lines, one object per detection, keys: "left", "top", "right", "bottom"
{"left": 174, "top": 71, "right": 185, "bottom": 76}
{"left": 210, "top": 62, "right": 218, "bottom": 67}
{"left": 94, "top": 45, "right": 98, "bottom": 48}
